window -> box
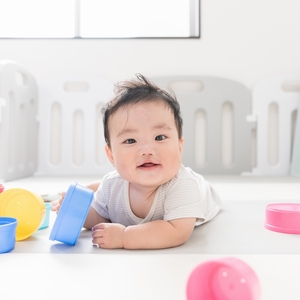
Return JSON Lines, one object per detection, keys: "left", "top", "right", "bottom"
{"left": 0, "top": 0, "right": 200, "bottom": 39}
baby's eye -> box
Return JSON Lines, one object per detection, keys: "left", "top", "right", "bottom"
{"left": 155, "top": 135, "right": 166, "bottom": 141}
{"left": 124, "top": 138, "right": 136, "bottom": 144}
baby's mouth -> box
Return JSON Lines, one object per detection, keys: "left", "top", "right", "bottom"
{"left": 139, "top": 162, "right": 158, "bottom": 168}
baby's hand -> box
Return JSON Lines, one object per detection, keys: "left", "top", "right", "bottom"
{"left": 51, "top": 192, "right": 66, "bottom": 213}
{"left": 92, "top": 223, "right": 126, "bottom": 249}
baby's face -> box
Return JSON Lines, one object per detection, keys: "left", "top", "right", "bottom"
{"left": 105, "top": 101, "right": 184, "bottom": 189}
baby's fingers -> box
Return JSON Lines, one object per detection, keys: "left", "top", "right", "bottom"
{"left": 49, "top": 192, "right": 65, "bottom": 212}
{"left": 92, "top": 223, "right": 105, "bottom": 231}
{"left": 58, "top": 192, "right": 66, "bottom": 204}
{"left": 51, "top": 200, "right": 61, "bottom": 212}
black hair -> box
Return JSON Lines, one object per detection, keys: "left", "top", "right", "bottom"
{"left": 101, "top": 73, "right": 183, "bottom": 147}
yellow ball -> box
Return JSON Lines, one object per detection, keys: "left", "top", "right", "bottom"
{"left": 0, "top": 188, "right": 46, "bottom": 241}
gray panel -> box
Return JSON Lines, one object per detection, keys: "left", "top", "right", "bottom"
{"left": 291, "top": 97, "right": 300, "bottom": 176}
{"left": 151, "top": 76, "right": 252, "bottom": 175}
{"left": 0, "top": 61, "right": 38, "bottom": 182}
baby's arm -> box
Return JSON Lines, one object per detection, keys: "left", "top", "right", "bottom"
{"left": 85, "top": 180, "right": 101, "bottom": 192}
{"left": 92, "top": 217, "right": 196, "bottom": 249}
{"left": 83, "top": 206, "right": 110, "bottom": 229}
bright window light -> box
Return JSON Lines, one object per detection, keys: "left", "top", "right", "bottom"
{"left": 0, "top": 0, "right": 199, "bottom": 39}
{"left": 80, "top": 0, "right": 192, "bottom": 38}
{"left": 0, "top": 0, "right": 75, "bottom": 38}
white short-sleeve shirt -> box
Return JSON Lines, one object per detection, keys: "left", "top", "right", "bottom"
{"left": 92, "top": 164, "right": 221, "bottom": 227}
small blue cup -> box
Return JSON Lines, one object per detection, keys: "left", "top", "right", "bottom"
{"left": 0, "top": 217, "right": 18, "bottom": 253}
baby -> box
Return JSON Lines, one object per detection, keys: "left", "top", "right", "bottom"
{"left": 52, "top": 74, "right": 221, "bottom": 249}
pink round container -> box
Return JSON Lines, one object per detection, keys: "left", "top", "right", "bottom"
{"left": 265, "top": 203, "right": 300, "bottom": 234}
{"left": 0, "top": 184, "right": 4, "bottom": 193}
{"left": 186, "top": 257, "right": 261, "bottom": 300}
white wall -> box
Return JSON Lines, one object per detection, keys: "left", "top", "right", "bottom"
{"left": 0, "top": 0, "right": 300, "bottom": 89}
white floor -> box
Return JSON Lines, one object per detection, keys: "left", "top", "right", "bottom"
{"left": 1, "top": 174, "right": 300, "bottom": 299}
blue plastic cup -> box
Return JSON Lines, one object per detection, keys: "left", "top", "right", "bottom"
{"left": 39, "top": 203, "right": 51, "bottom": 230}
{"left": 0, "top": 217, "right": 18, "bottom": 253}
{"left": 49, "top": 182, "right": 94, "bottom": 245}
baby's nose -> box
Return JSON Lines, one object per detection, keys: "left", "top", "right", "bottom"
{"left": 139, "top": 142, "right": 155, "bottom": 156}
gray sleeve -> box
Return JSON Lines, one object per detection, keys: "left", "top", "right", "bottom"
{"left": 91, "top": 180, "right": 110, "bottom": 220}
{"left": 163, "top": 179, "right": 206, "bottom": 222}
{"left": 163, "top": 177, "right": 221, "bottom": 226}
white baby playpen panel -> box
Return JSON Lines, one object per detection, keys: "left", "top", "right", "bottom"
{"left": 0, "top": 60, "right": 38, "bottom": 182}
{"left": 251, "top": 75, "right": 300, "bottom": 175}
{"left": 291, "top": 95, "right": 300, "bottom": 176}
{"left": 152, "top": 76, "right": 253, "bottom": 175}
{"left": 37, "top": 76, "right": 115, "bottom": 176}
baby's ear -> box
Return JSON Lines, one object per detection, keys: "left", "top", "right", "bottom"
{"left": 105, "top": 145, "right": 115, "bottom": 166}
{"left": 179, "top": 137, "right": 184, "bottom": 154}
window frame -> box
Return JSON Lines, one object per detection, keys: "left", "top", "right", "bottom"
{"left": 0, "top": 0, "right": 200, "bottom": 39}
